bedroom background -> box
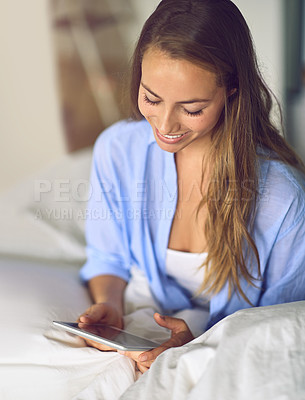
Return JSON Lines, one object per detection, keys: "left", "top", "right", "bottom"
{"left": 0, "top": 0, "right": 304, "bottom": 195}
{"left": 0, "top": 2, "right": 304, "bottom": 399}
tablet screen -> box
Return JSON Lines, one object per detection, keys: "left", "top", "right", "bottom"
{"left": 53, "top": 321, "right": 160, "bottom": 351}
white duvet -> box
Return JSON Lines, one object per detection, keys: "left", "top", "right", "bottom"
{"left": 121, "top": 300, "right": 305, "bottom": 400}
{"left": 1, "top": 149, "right": 304, "bottom": 400}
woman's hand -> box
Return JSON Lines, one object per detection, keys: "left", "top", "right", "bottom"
{"left": 118, "top": 313, "right": 194, "bottom": 373}
{"left": 77, "top": 275, "right": 126, "bottom": 351}
{"left": 77, "top": 302, "right": 124, "bottom": 351}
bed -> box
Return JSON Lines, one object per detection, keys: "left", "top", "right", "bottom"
{"left": 1, "top": 148, "right": 304, "bottom": 400}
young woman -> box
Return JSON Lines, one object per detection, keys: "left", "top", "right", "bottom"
{"left": 78, "top": 0, "right": 305, "bottom": 372}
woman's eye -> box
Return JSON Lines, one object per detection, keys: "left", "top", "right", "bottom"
{"left": 143, "top": 92, "right": 204, "bottom": 116}
{"left": 143, "top": 94, "right": 159, "bottom": 105}
{"left": 184, "top": 109, "right": 203, "bottom": 117}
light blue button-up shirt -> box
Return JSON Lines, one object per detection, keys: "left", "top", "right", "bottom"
{"left": 80, "top": 119, "right": 305, "bottom": 329}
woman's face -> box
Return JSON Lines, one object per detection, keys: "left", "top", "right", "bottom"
{"left": 138, "top": 47, "right": 226, "bottom": 154}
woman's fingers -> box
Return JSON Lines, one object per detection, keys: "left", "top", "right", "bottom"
{"left": 137, "top": 341, "right": 175, "bottom": 363}
{"left": 76, "top": 303, "right": 124, "bottom": 352}
{"left": 153, "top": 313, "right": 192, "bottom": 335}
{"left": 78, "top": 302, "right": 124, "bottom": 329}
{"left": 120, "top": 314, "right": 194, "bottom": 368}
{"left": 136, "top": 362, "right": 149, "bottom": 374}
{"left": 120, "top": 343, "right": 172, "bottom": 367}
{"left": 118, "top": 350, "right": 155, "bottom": 369}
{"left": 79, "top": 304, "right": 107, "bottom": 323}
{"left": 83, "top": 337, "right": 115, "bottom": 351}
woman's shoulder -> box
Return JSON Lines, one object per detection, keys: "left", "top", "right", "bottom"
{"left": 259, "top": 156, "right": 305, "bottom": 199}
{"left": 257, "top": 155, "right": 305, "bottom": 233}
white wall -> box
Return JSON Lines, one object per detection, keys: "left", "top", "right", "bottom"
{"left": 117, "top": 0, "right": 160, "bottom": 55}
{"left": 232, "top": 0, "right": 285, "bottom": 108}
{"left": 0, "top": 0, "right": 65, "bottom": 194}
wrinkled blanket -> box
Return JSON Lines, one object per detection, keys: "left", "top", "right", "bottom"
{"left": 121, "top": 301, "right": 305, "bottom": 400}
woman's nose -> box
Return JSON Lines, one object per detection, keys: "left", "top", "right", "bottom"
{"left": 158, "top": 108, "right": 180, "bottom": 135}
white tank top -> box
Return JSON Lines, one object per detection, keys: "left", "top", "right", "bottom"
{"left": 166, "top": 248, "right": 208, "bottom": 304}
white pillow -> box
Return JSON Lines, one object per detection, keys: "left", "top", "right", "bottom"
{"left": 0, "top": 148, "right": 92, "bottom": 264}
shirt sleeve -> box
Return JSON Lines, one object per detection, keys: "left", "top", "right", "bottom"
{"left": 80, "top": 129, "right": 131, "bottom": 283}
{"left": 258, "top": 191, "right": 305, "bottom": 306}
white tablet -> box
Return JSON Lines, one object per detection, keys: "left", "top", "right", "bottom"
{"left": 53, "top": 321, "right": 160, "bottom": 351}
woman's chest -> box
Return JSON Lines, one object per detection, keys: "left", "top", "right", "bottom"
{"left": 168, "top": 175, "right": 208, "bottom": 253}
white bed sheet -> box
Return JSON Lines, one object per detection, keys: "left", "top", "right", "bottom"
{"left": 0, "top": 149, "right": 146, "bottom": 399}
{"left": 0, "top": 256, "right": 209, "bottom": 400}
{"left": 0, "top": 257, "right": 165, "bottom": 400}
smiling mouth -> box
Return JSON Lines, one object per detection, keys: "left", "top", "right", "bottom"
{"left": 157, "top": 129, "right": 190, "bottom": 139}
{"left": 161, "top": 133, "right": 186, "bottom": 139}
{"left": 155, "top": 127, "right": 191, "bottom": 144}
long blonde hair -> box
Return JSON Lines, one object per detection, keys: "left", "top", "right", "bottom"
{"left": 128, "top": 0, "right": 305, "bottom": 302}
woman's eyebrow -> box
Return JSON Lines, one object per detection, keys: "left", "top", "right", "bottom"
{"left": 140, "top": 82, "right": 211, "bottom": 104}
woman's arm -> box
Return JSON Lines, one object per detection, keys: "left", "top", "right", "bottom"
{"left": 88, "top": 274, "right": 127, "bottom": 313}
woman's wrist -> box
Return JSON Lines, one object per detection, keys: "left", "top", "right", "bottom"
{"left": 88, "top": 275, "right": 127, "bottom": 307}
